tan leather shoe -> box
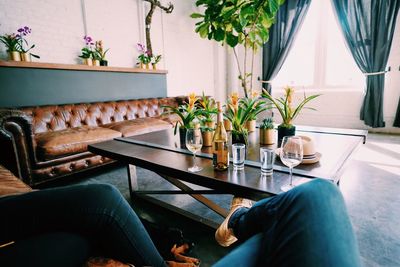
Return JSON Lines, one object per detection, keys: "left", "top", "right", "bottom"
{"left": 215, "top": 197, "right": 253, "bottom": 247}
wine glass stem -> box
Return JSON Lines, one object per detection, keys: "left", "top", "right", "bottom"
{"left": 193, "top": 153, "right": 197, "bottom": 168}
{"left": 289, "top": 167, "right": 293, "bottom": 186}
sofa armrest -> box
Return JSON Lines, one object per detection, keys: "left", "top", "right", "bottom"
{"left": 0, "top": 109, "right": 36, "bottom": 185}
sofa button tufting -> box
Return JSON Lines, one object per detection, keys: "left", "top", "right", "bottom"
{"left": 85, "top": 160, "right": 90, "bottom": 166}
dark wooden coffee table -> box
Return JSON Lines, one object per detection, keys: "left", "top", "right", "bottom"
{"left": 89, "top": 126, "right": 366, "bottom": 227}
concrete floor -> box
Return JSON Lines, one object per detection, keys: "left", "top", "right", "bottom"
{"left": 71, "top": 132, "right": 400, "bottom": 267}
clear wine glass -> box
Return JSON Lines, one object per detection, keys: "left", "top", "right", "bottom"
{"left": 280, "top": 136, "right": 303, "bottom": 192}
{"left": 185, "top": 128, "right": 203, "bottom": 172}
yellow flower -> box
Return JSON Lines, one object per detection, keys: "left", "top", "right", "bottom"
{"left": 229, "top": 92, "right": 239, "bottom": 111}
{"left": 284, "top": 86, "right": 294, "bottom": 105}
{"left": 188, "top": 92, "right": 198, "bottom": 111}
{"left": 251, "top": 91, "right": 259, "bottom": 99}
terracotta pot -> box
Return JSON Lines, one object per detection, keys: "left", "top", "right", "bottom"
{"left": 83, "top": 58, "right": 93, "bottom": 66}
{"left": 93, "top": 59, "right": 100, "bottom": 66}
{"left": 9, "top": 51, "right": 21, "bottom": 61}
{"left": 204, "top": 120, "right": 215, "bottom": 129}
{"left": 202, "top": 131, "right": 214, "bottom": 147}
{"left": 260, "top": 128, "right": 275, "bottom": 145}
{"left": 277, "top": 125, "right": 296, "bottom": 144}
{"left": 223, "top": 119, "right": 232, "bottom": 131}
{"left": 20, "top": 53, "right": 31, "bottom": 62}
{"left": 245, "top": 119, "right": 256, "bottom": 132}
{"left": 152, "top": 63, "right": 157, "bottom": 70}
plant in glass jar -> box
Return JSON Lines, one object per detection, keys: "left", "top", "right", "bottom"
{"left": 197, "top": 92, "right": 218, "bottom": 129}
{"left": 262, "top": 86, "right": 320, "bottom": 142}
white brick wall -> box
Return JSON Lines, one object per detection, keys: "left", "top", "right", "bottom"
{"left": 0, "top": 0, "right": 85, "bottom": 64}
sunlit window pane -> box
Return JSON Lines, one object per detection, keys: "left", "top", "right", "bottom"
{"left": 325, "top": 4, "right": 364, "bottom": 88}
{"left": 272, "top": 1, "right": 319, "bottom": 87}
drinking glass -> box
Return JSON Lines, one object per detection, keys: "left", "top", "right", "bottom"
{"left": 185, "top": 128, "right": 203, "bottom": 172}
{"left": 280, "top": 136, "right": 303, "bottom": 191}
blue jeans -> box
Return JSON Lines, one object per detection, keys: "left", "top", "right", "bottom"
{"left": 213, "top": 179, "right": 362, "bottom": 267}
{"left": 0, "top": 184, "right": 167, "bottom": 267}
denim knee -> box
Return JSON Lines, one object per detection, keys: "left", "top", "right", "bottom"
{"left": 290, "top": 179, "right": 341, "bottom": 206}
{"left": 82, "top": 183, "right": 124, "bottom": 207}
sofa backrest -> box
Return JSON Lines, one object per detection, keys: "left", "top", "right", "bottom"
{"left": 20, "top": 97, "right": 180, "bottom": 134}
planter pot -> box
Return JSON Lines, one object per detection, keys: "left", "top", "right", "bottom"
{"left": 20, "top": 53, "right": 31, "bottom": 62}
{"left": 93, "top": 59, "right": 100, "bottom": 66}
{"left": 232, "top": 131, "right": 248, "bottom": 146}
{"left": 179, "top": 127, "right": 187, "bottom": 148}
{"left": 277, "top": 125, "right": 296, "bottom": 144}
{"left": 100, "top": 60, "right": 108, "bottom": 66}
{"left": 260, "top": 128, "right": 275, "bottom": 145}
{"left": 204, "top": 120, "right": 215, "bottom": 129}
{"left": 245, "top": 119, "right": 256, "bottom": 132}
{"left": 9, "top": 51, "right": 21, "bottom": 61}
{"left": 83, "top": 58, "right": 93, "bottom": 66}
{"left": 146, "top": 63, "right": 150, "bottom": 70}
{"left": 202, "top": 131, "right": 214, "bottom": 147}
{"left": 223, "top": 119, "right": 232, "bottom": 131}
{"left": 152, "top": 63, "right": 157, "bottom": 70}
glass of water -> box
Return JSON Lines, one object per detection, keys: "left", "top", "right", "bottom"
{"left": 232, "top": 143, "right": 246, "bottom": 170}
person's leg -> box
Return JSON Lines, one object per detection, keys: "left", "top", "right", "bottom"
{"left": 216, "top": 179, "right": 361, "bottom": 267}
{"left": 0, "top": 183, "right": 167, "bottom": 267}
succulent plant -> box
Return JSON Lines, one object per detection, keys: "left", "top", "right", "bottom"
{"left": 260, "top": 117, "right": 274, "bottom": 130}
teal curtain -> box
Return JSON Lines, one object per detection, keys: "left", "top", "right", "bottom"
{"left": 262, "top": 0, "right": 311, "bottom": 93}
{"left": 395, "top": 98, "right": 400, "bottom": 127}
{"left": 331, "top": 0, "right": 400, "bottom": 128}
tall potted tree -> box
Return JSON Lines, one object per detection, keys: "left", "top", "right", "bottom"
{"left": 191, "top": 0, "right": 284, "bottom": 98}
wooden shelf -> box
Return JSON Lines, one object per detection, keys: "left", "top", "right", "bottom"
{"left": 0, "top": 60, "right": 168, "bottom": 74}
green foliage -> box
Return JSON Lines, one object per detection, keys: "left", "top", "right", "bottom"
{"left": 197, "top": 92, "right": 218, "bottom": 123}
{"left": 260, "top": 117, "right": 274, "bottom": 129}
{"left": 261, "top": 87, "right": 321, "bottom": 127}
{"left": 191, "top": 0, "right": 285, "bottom": 97}
{"left": 239, "top": 96, "right": 270, "bottom": 120}
{"left": 79, "top": 47, "right": 93, "bottom": 59}
{"left": 0, "top": 34, "right": 21, "bottom": 52}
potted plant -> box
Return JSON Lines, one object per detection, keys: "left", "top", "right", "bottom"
{"left": 240, "top": 93, "right": 270, "bottom": 132}
{"left": 191, "top": 0, "right": 284, "bottom": 98}
{"left": 95, "top": 40, "right": 110, "bottom": 66}
{"left": 0, "top": 33, "right": 21, "bottom": 61}
{"left": 259, "top": 117, "right": 275, "bottom": 145}
{"left": 201, "top": 126, "right": 214, "bottom": 147}
{"left": 262, "top": 86, "right": 321, "bottom": 142}
{"left": 198, "top": 92, "right": 217, "bottom": 129}
{"left": 137, "top": 43, "right": 151, "bottom": 69}
{"left": 17, "top": 26, "right": 40, "bottom": 62}
{"left": 79, "top": 35, "right": 94, "bottom": 66}
{"left": 151, "top": 54, "right": 162, "bottom": 70}
{"left": 162, "top": 93, "right": 202, "bottom": 144}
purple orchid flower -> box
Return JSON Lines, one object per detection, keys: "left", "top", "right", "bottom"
{"left": 137, "top": 43, "right": 146, "bottom": 53}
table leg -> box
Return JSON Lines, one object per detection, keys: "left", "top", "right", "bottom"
{"left": 127, "top": 164, "right": 138, "bottom": 198}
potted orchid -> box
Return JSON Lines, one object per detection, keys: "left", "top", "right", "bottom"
{"left": 137, "top": 43, "right": 151, "bottom": 69}
{"left": 79, "top": 35, "right": 95, "bottom": 66}
{"left": 151, "top": 54, "right": 162, "bottom": 70}
{"left": 93, "top": 40, "right": 110, "bottom": 66}
{"left": 17, "top": 26, "right": 40, "bottom": 62}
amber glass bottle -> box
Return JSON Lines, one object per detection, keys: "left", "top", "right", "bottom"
{"left": 212, "top": 101, "right": 229, "bottom": 170}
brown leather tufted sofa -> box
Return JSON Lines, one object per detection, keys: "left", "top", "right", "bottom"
{"left": 0, "top": 97, "right": 183, "bottom": 187}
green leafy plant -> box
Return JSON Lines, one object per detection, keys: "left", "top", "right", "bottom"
{"left": 137, "top": 43, "right": 151, "bottom": 64}
{"left": 201, "top": 126, "right": 214, "bottom": 132}
{"left": 94, "top": 40, "right": 109, "bottom": 61}
{"left": 79, "top": 36, "right": 94, "bottom": 59}
{"left": 197, "top": 92, "right": 217, "bottom": 123}
{"left": 191, "top": 0, "right": 285, "bottom": 98}
{"left": 151, "top": 54, "right": 162, "bottom": 64}
{"left": 260, "top": 117, "right": 274, "bottom": 129}
{"left": 0, "top": 34, "right": 21, "bottom": 52}
{"left": 262, "top": 86, "right": 321, "bottom": 128}
{"left": 162, "top": 93, "right": 202, "bottom": 134}
{"left": 17, "top": 26, "right": 40, "bottom": 58}
{"left": 239, "top": 94, "right": 270, "bottom": 121}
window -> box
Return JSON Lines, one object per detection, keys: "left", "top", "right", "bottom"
{"left": 272, "top": 1, "right": 364, "bottom": 89}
